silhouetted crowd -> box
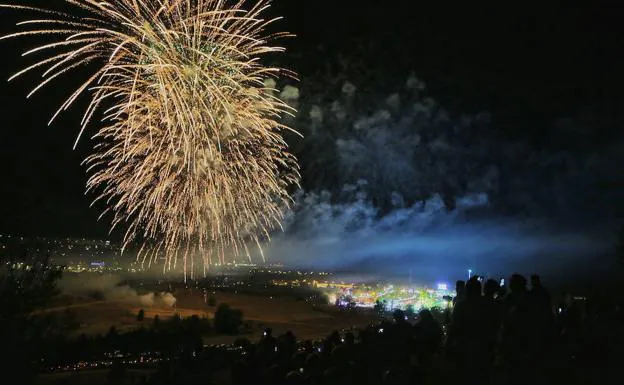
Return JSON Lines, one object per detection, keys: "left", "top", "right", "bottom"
{"left": 226, "top": 274, "right": 624, "bottom": 385}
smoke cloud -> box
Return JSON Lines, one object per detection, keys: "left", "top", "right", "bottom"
{"left": 260, "top": 184, "right": 616, "bottom": 284}
{"left": 160, "top": 292, "right": 177, "bottom": 308}
{"left": 265, "top": 75, "right": 623, "bottom": 286}
{"left": 58, "top": 274, "right": 177, "bottom": 308}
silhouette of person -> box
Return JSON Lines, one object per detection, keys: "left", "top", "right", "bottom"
{"left": 256, "top": 328, "right": 277, "bottom": 362}
{"left": 501, "top": 274, "right": 535, "bottom": 385}
{"left": 447, "top": 277, "right": 489, "bottom": 384}
{"left": 453, "top": 280, "right": 466, "bottom": 307}
{"left": 530, "top": 275, "right": 552, "bottom": 315}
{"left": 482, "top": 279, "right": 503, "bottom": 380}
{"left": 484, "top": 278, "right": 500, "bottom": 300}
{"left": 414, "top": 309, "right": 442, "bottom": 366}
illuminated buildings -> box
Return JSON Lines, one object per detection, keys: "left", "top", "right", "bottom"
{"left": 0, "top": 234, "right": 123, "bottom": 272}
{"left": 327, "top": 282, "right": 454, "bottom": 312}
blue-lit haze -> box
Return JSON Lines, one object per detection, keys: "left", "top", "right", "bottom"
{"left": 257, "top": 74, "right": 623, "bottom": 284}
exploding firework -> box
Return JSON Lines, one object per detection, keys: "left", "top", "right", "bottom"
{"left": 1, "top": 0, "right": 300, "bottom": 278}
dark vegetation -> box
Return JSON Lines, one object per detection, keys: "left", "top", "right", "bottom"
{"left": 40, "top": 304, "right": 248, "bottom": 369}
{"left": 0, "top": 250, "right": 250, "bottom": 384}
{"left": 3, "top": 249, "right": 624, "bottom": 385}
{"left": 213, "top": 304, "right": 243, "bottom": 335}
{"left": 96, "top": 275, "right": 624, "bottom": 385}
{"left": 0, "top": 253, "right": 62, "bottom": 382}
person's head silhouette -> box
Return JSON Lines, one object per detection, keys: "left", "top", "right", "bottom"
{"left": 393, "top": 309, "right": 406, "bottom": 323}
{"left": 509, "top": 274, "right": 527, "bottom": 294}
{"left": 418, "top": 309, "right": 434, "bottom": 322}
{"left": 456, "top": 280, "right": 466, "bottom": 295}
{"left": 466, "top": 277, "right": 482, "bottom": 299}
{"left": 484, "top": 279, "right": 499, "bottom": 298}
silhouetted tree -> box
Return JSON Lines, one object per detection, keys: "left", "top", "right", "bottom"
{"left": 107, "top": 326, "right": 118, "bottom": 338}
{"left": 62, "top": 309, "right": 80, "bottom": 332}
{"left": 374, "top": 299, "right": 387, "bottom": 316}
{"left": 214, "top": 303, "right": 243, "bottom": 335}
{"left": 0, "top": 253, "right": 62, "bottom": 383}
{"left": 170, "top": 313, "right": 182, "bottom": 329}
{"left": 106, "top": 326, "right": 120, "bottom": 351}
{"left": 137, "top": 308, "right": 145, "bottom": 322}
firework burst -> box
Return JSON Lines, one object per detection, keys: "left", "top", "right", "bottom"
{"left": 1, "top": 0, "right": 300, "bottom": 278}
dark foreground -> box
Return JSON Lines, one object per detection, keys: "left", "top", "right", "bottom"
{"left": 42, "top": 273, "right": 623, "bottom": 385}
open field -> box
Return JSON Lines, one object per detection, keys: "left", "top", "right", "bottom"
{"left": 40, "top": 289, "right": 377, "bottom": 342}
{"left": 185, "top": 290, "right": 377, "bottom": 342}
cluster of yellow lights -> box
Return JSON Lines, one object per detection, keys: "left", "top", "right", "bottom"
{"left": 1, "top": 0, "right": 300, "bottom": 279}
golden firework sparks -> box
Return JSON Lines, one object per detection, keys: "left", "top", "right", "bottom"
{"left": 1, "top": 0, "right": 300, "bottom": 279}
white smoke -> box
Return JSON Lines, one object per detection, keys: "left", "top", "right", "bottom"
{"left": 139, "top": 292, "right": 155, "bottom": 307}
{"left": 260, "top": 185, "right": 615, "bottom": 283}
{"left": 159, "top": 292, "right": 177, "bottom": 308}
{"left": 59, "top": 274, "right": 176, "bottom": 308}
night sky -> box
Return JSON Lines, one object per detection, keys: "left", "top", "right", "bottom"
{"left": 0, "top": 1, "right": 622, "bottom": 239}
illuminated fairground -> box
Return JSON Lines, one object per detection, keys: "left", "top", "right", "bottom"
{"left": 317, "top": 281, "right": 455, "bottom": 312}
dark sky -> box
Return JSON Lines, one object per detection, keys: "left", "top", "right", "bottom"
{"left": 0, "top": 1, "right": 622, "bottom": 238}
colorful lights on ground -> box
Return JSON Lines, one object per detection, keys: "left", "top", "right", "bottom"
{"left": 321, "top": 281, "right": 454, "bottom": 312}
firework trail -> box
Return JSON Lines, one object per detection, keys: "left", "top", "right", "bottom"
{"left": 1, "top": 0, "right": 300, "bottom": 279}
